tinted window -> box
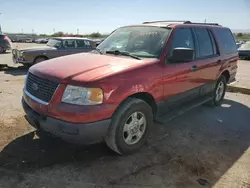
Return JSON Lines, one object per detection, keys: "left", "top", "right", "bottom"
{"left": 208, "top": 30, "right": 219, "bottom": 55}
{"left": 194, "top": 28, "right": 214, "bottom": 57}
{"left": 76, "top": 40, "right": 92, "bottom": 48}
{"left": 213, "top": 28, "right": 237, "bottom": 54}
{"left": 62, "top": 40, "right": 76, "bottom": 48}
{"left": 171, "top": 28, "right": 194, "bottom": 50}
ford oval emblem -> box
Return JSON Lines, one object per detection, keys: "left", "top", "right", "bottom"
{"left": 32, "top": 83, "right": 38, "bottom": 91}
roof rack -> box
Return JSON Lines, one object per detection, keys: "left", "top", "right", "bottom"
{"left": 142, "top": 20, "right": 221, "bottom": 26}
{"left": 188, "top": 22, "right": 221, "bottom": 26}
{"left": 143, "top": 20, "right": 191, "bottom": 24}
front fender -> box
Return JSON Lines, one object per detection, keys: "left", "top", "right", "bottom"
{"left": 102, "top": 78, "right": 163, "bottom": 105}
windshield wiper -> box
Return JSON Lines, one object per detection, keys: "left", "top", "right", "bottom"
{"left": 105, "top": 50, "right": 141, "bottom": 60}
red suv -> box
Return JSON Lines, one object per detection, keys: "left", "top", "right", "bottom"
{"left": 22, "top": 21, "right": 238, "bottom": 155}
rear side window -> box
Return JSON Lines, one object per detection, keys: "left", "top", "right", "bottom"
{"left": 76, "top": 40, "right": 92, "bottom": 48}
{"left": 213, "top": 28, "right": 237, "bottom": 54}
{"left": 194, "top": 28, "right": 214, "bottom": 58}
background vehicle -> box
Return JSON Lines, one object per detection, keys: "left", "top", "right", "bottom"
{"left": 22, "top": 21, "right": 238, "bottom": 155}
{"left": 0, "top": 34, "right": 12, "bottom": 53}
{"left": 13, "top": 37, "right": 96, "bottom": 65}
{"left": 35, "top": 38, "right": 49, "bottom": 44}
{"left": 25, "top": 38, "right": 33, "bottom": 43}
{"left": 238, "top": 41, "right": 250, "bottom": 59}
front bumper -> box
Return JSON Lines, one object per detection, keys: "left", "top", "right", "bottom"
{"left": 22, "top": 98, "right": 111, "bottom": 144}
{"left": 12, "top": 56, "right": 32, "bottom": 64}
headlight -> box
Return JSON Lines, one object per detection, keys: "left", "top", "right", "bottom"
{"left": 19, "top": 52, "right": 25, "bottom": 58}
{"left": 62, "top": 85, "right": 103, "bottom": 105}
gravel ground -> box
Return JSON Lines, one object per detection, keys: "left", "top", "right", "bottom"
{"left": 0, "top": 44, "right": 250, "bottom": 188}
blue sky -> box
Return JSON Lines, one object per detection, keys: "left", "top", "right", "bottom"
{"left": 1, "top": 0, "right": 250, "bottom": 34}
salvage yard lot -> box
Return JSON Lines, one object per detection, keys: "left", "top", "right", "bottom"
{"left": 0, "top": 43, "right": 250, "bottom": 188}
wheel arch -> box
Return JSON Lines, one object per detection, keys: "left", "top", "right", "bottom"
{"left": 220, "top": 70, "right": 230, "bottom": 83}
{"left": 116, "top": 92, "right": 157, "bottom": 118}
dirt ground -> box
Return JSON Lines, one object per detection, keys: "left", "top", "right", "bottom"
{"left": 0, "top": 44, "right": 250, "bottom": 188}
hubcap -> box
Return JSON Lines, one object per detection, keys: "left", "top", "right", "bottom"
{"left": 123, "top": 111, "right": 146, "bottom": 145}
{"left": 215, "top": 81, "right": 224, "bottom": 101}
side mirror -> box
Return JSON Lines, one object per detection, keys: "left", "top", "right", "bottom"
{"left": 168, "top": 48, "right": 194, "bottom": 63}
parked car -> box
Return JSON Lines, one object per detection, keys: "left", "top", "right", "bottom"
{"left": 238, "top": 41, "right": 250, "bottom": 59}
{"left": 22, "top": 21, "right": 238, "bottom": 155}
{"left": 94, "top": 38, "right": 105, "bottom": 47}
{"left": 25, "top": 38, "right": 33, "bottom": 43}
{"left": 0, "top": 34, "right": 12, "bottom": 53}
{"left": 35, "top": 38, "right": 49, "bottom": 44}
{"left": 12, "top": 37, "right": 96, "bottom": 65}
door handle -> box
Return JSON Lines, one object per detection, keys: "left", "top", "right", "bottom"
{"left": 216, "top": 60, "right": 222, "bottom": 64}
{"left": 191, "top": 65, "right": 197, "bottom": 72}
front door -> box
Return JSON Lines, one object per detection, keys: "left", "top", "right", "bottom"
{"left": 162, "top": 28, "right": 200, "bottom": 110}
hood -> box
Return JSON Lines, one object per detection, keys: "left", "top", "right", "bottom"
{"left": 30, "top": 53, "right": 157, "bottom": 83}
{"left": 15, "top": 45, "right": 56, "bottom": 52}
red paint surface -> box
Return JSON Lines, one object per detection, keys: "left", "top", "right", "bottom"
{"left": 24, "top": 25, "right": 238, "bottom": 124}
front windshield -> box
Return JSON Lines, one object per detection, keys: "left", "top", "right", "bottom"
{"left": 97, "top": 26, "right": 172, "bottom": 58}
{"left": 47, "top": 39, "right": 62, "bottom": 48}
{"left": 239, "top": 42, "right": 250, "bottom": 50}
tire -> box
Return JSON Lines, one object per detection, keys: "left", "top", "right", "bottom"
{"left": 207, "top": 75, "right": 227, "bottom": 106}
{"left": 0, "top": 46, "right": 4, "bottom": 53}
{"left": 105, "top": 98, "right": 153, "bottom": 155}
{"left": 34, "top": 56, "right": 47, "bottom": 64}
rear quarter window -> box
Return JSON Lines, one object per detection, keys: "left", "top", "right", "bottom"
{"left": 213, "top": 28, "right": 237, "bottom": 54}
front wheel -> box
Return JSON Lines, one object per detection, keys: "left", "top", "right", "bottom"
{"left": 33, "top": 56, "right": 47, "bottom": 64}
{"left": 105, "top": 98, "right": 153, "bottom": 155}
{"left": 0, "top": 46, "right": 4, "bottom": 53}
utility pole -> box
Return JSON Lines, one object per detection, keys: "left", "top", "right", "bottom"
{"left": 204, "top": 19, "right": 207, "bottom": 23}
{"left": 21, "top": 28, "right": 23, "bottom": 33}
{"left": 77, "top": 28, "right": 79, "bottom": 35}
{"left": 53, "top": 28, "right": 55, "bottom": 34}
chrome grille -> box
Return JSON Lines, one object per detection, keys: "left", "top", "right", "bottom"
{"left": 12, "top": 49, "right": 19, "bottom": 59}
{"left": 25, "top": 73, "right": 59, "bottom": 103}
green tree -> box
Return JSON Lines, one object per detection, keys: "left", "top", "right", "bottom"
{"left": 89, "top": 32, "right": 102, "bottom": 38}
{"left": 237, "top": 33, "right": 243, "bottom": 37}
{"left": 52, "top": 31, "right": 64, "bottom": 37}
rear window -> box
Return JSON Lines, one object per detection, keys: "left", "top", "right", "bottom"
{"left": 213, "top": 28, "right": 237, "bottom": 54}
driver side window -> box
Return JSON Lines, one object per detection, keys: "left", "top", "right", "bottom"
{"left": 171, "top": 28, "right": 194, "bottom": 54}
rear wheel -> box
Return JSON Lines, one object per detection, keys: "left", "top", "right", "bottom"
{"left": 105, "top": 98, "right": 153, "bottom": 155}
{"left": 208, "top": 75, "right": 227, "bottom": 106}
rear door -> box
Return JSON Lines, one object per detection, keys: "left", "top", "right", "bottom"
{"left": 191, "top": 27, "right": 222, "bottom": 96}
{"left": 75, "top": 39, "right": 94, "bottom": 53}
{"left": 58, "top": 39, "right": 77, "bottom": 56}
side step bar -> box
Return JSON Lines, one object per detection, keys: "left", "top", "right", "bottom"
{"left": 155, "top": 96, "right": 213, "bottom": 124}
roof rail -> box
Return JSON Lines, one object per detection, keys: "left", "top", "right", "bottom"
{"left": 143, "top": 20, "right": 191, "bottom": 24}
{"left": 186, "top": 22, "right": 221, "bottom": 26}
